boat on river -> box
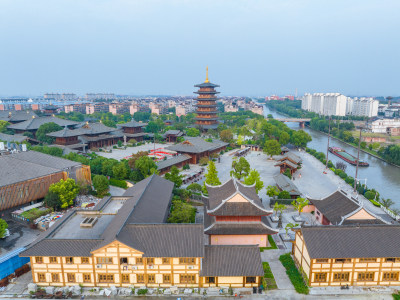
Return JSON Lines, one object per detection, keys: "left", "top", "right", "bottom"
{"left": 329, "top": 147, "right": 369, "bottom": 167}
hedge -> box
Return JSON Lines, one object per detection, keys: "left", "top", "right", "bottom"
{"left": 109, "top": 178, "right": 128, "bottom": 189}
{"left": 279, "top": 253, "right": 309, "bottom": 294}
{"left": 260, "top": 235, "right": 278, "bottom": 252}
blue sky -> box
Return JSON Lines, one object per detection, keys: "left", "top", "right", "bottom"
{"left": 0, "top": 0, "right": 399, "bottom": 96}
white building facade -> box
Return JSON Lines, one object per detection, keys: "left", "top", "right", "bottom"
{"left": 350, "top": 98, "right": 379, "bottom": 118}
{"left": 368, "top": 118, "right": 400, "bottom": 133}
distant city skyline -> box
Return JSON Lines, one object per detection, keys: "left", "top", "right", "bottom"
{"left": 0, "top": 0, "right": 399, "bottom": 96}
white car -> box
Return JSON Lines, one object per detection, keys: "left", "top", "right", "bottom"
{"left": 1, "top": 229, "right": 10, "bottom": 239}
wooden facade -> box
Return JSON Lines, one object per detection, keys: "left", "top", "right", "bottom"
{"left": 293, "top": 230, "right": 400, "bottom": 287}
{"left": 30, "top": 241, "right": 259, "bottom": 288}
{"left": 0, "top": 172, "right": 65, "bottom": 211}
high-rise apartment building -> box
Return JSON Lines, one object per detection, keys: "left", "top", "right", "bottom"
{"left": 350, "top": 98, "right": 379, "bottom": 117}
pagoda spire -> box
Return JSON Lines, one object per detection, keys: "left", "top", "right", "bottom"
{"left": 205, "top": 66, "right": 209, "bottom": 83}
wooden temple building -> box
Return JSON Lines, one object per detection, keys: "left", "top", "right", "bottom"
{"left": 166, "top": 137, "right": 228, "bottom": 164}
{"left": 203, "top": 178, "right": 277, "bottom": 247}
{"left": 308, "top": 190, "right": 388, "bottom": 226}
{"left": 47, "top": 122, "right": 124, "bottom": 151}
{"left": 275, "top": 152, "right": 302, "bottom": 176}
{"left": 7, "top": 116, "right": 80, "bottom": 137}
{"left": 117, "top": 119, "right": 148, "bottom": 142}
{"left": 194, "top": 67, "right": 219, "bottom": 130}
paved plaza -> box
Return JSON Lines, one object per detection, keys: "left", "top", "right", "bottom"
{"left": 96, "top": 142, "right": 168, "bottom": 160}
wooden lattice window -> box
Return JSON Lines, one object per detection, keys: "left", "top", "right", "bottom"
{"left": 179, "top": 258, "right": 195, "bottom": 264}
{"left": 83, "top": 274, "right": 91, "bottom": 283}
{"left": 121, "top": 274, "right": 130, "bottom": 283}
{"left": 162, "top": 258, "right": 170, "bottom": 264}
{"left": 98, "top": 274, "right": 114, "bottom": 283}
{"left": 35, "top": 257, "right": 43, "bottom": 264}
{"left": 315, "top": 273, "right": 327, "bottom": 282}
{"left": 357, "top": 272, "right": 374, "bottom": 281}
{"left": 246, "top": 277, "right": 256, "bottom": 284}
{"left": 333, "top": 272, "right": 349, "bottom": 282}
{"left": 49, "top": 257, "right": 57, "bottom": 263}
{"left": 137, "top": 274, "right": 145, "bottom": 283}
{"left": 38, "top": 273, "right": 46, "bottom": 282}
{"left": 81, "top": 257, "right": 89, "bottom": 264}
{"left": 180, "top": 274, "right": 196, "bottom": 284}
{"left": 67, "top": 273, "right": 75, "bottom": 283}
{"left": 163, "top": 274, "right": 171, "bottom": 283}
{"left": 383, "top": 272, "right": 399, "bottom": 281}
{"left": 51, "top": 273, "right": 59, "bottom": 282}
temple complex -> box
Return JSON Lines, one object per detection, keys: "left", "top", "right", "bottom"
{"left": 203, "top": 178, "right": 277, "bottom": 247}
{"left": 194, "top": 67, "right": 219, "bottom": 130}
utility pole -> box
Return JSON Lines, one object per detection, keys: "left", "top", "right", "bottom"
{"left": 325, "top": 116, "right": 331, "bottom": 170}
{"left": 354, "top": 127, "right": 362, "bottom": 192}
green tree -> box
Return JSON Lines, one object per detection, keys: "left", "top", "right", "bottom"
{"left": 0, "top": 120, "right": 10, "bottom": 133}
{"left": 381, "top": 198, "right": 394, "bottom": 209}
{"left": 101, "top": 159, "right": 118, "bottom": 177}
{"left": 135, "top": 156, "right": 158, "bottom": 178}
{"left": 203, "top": 160, "right": 221, "bottom": 194}
{"left": 165, "top": 166, "right": 183, "bottom": 188}
{"left": 273, "top": 202, "right": 286, "bottom": 218}
{"left": 278, "top": 190, "right": 291, "bottom": 199}
{"left": 219, "top": 129, "right": 233, "bottom": 143}
{"left": 36, "top": 122, "right": 63, "bottom": 144}
{"left": 284, "top": 223, "right": 298, "bottom": 238}
{"left": 49, "top": 178, "right": 79, "bottom": 209}
{"left": 186, "top": 128, "right": 200, "bottom": 137}
{"left": 290, "top": 130, "right": 312, "bottom": 148}
{"left": 0, "top": 219, "right": 8, "bottom": 238}
{"left": 236, "top": 135, "right": 244, "bottom": 146}
{"left": 167, "top": 200, "right": 196, "bottom": 223}
{"left": 266, "top": 185, "right": 280, "bottom": 198}
{"left": 187, "top": 183, "right": 202, "bottom": 193}
{"left": 264, "top": 139, "right": 281, "bottom": 158}
{"left": 283, "top": 168, "right": 292, "bottom": 179}
{"left": 291, "top": 197, "right": 309, "bottom": 217}
{"left": 279, "top": 131, "right": 290, "bottom": 145}
{"left": 44, "top": 190, "right": 61, "bottom": 210}
{"left": 230, "top": 157, "right": 250, "bottom": 180}
{"left": 112, "top": 163, "right": 128, "bottom": 180}
{"left": 244, "top": 169, "right": 264, "bottom": 193}
{"left": 93, "top": 175, "right": 109, "bottom": 197}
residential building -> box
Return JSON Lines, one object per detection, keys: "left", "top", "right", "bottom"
{"left": 109, "top": 103, "right": 130, "bottom": 115}
{"left": 350, "top": 98, "right": 379, "bottom": 117}
{"left": 175, "top": 105, "right": 187, "bottom": 117}
{"left": 20, "top": 175, "right": 263, "bottom": 288}
{"left": 367, "top": 118, "right": 400, "bottom": 134}
{"left": 301, "top": 94, "right": 312, "bottom": 111}
{"left": 224, "top": 104, "right": 238, "bottom": 113}
{"left": 0, "top": 151, "right": 91, "bottom": 211}
{"left": 151, "top": 104, "right": 168, "bottom": 115}
{"left": 85, "top": 103, "right": 109, "bottom": 114}
{"left": 203, "top": 178, "right": 277, "bottom": 247}
{"left": 293, "top": 225, "right": 400, "bottom": 287}
{"left": 44, "top": 94, "right": 62, "bottom": 101}
{"left": 85, "top": 93, "right": 115, "bottom": 101}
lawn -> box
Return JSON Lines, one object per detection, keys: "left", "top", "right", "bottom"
{"left": 20, "top": 207, "right": 52, "bottom": 222}
{"left": 279, "top": 253, "right": 309, "bottom": 294}
{"left": 260, "top": 235, "right": 278, "bottom": 252}
{"left": 262, "top": 262, "right": 278, "bottom": 290}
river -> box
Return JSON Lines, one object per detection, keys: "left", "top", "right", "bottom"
{"left": 262, "top": 104, "right": 400, "bottom": 208}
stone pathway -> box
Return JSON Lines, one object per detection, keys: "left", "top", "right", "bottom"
{"left": 261, "top": 249, "right": 294, "bottom": 291}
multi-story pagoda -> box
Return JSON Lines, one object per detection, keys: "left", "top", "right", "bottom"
{"left": 194, "top": 67, "right": 219, "bottom": 130}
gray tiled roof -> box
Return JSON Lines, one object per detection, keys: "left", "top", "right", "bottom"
{"left": 0, "top": 110, "right": 37, "bottom": 122}
{"left": 275, "top": 160, "right": 298, "bottom": 169}
{"left": 164, "top": 130, "right": 183, "bottom": 136}
{"left": 118, "top": 224, "right": 204, "bottom": 257}
{"left": 194, "top": 82, "right": 220, "bottom": 88}
{"left": 301, "top": 225, "right": 400, "bottom": 259}
{"left": 206, "top": 178, "right": 271, "bottom": 216}
{"left": 204, "top": 213, "right": 277, "bottom": 235}
{"left": 0, "top": 132, "right": 28, "bottom": 143}
{"left": 200, "top": 245, "right": 264, "bottom": 277}
{"left": 20, "top": 239, "right": 101, "bottom": 257}
{"left": 274, "top": 174, "right": 301, "bottom": 196}
{"left": 117, "top": 120, "right": 147, "bottom": 128}
{"left": 156, "top": 154, "right": 191, "bottom": 171}
{"left": 279, "top": 152, "right": 302, "bottom": 164}
{"left": 48, "top": 122, "right": 116, "bottom": 137}
{"left": 166, "top": 137, "right": 227, "bottom": 154}
{"left": 0, "top": 155, "right": 61, "bottom": 187}
{"left": 11, "top": 151, "right": 81, "bottom": 170}
{"left": 310, "top": 190, "right": 362, "bottom": 225}
{"left": 7, "top": 116, "right": 80, "bottom": 131}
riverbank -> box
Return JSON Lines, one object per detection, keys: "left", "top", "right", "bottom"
{"left": 308, "top": 126, "right": 400, "bottom": 168}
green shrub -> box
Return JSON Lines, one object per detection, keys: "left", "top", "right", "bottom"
{"left": 339, "top": 172, "right": 347, "bottom": 179}
{"left": 109, "top": 178, "right": 128, "bottom": 189}
{"left": 370, "top": 199, "right": 381, "bottom": 207}
{"left": 137, "top": 289, "right": 148, "bottom": 295}
{"left": 20, "top": 207, "right": 52, "bottom": 221}
{"left": 279, "top": 253, "right": 309, "bottom": 294}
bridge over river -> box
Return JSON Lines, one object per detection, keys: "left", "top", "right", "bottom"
{"left": 271, "top": 118, "right": 311, "bottom": 128}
